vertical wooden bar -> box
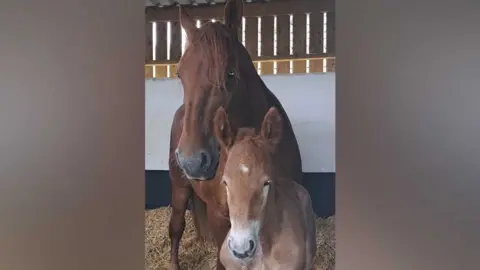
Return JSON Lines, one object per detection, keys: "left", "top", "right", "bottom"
{"left": 326, "top": 11, "right": 335, "bottom": 55}
{"left": 155, "top": 21, "right": 167, "bottom": 62}
{"left": 145, "top": 21, "right": 153, "bottom": 62}
{"left": 309, "top": 12, "right": 325, "bottom": 73}
{"left": 276, "top": 14, "right": 290, "bottom": 74}
{"left": 170, "top": 21, "right": 182, "bottom": 62}
{"left": 244, "top": 16, "right": 258, "bottom": 60}
{"left": 309, "top": 12, "right": 324, "bottom": 56}
{"left": 261, "top": 15, "right": 274, "bottom": 75}
{"left": 293, "top": 13, "right": 307, "bottom": 73}
{"left": 326, "top": 11, "right": 335, "bottom": 71}
{"left": 293, "top": 13, "right": 307, "bottom": 57}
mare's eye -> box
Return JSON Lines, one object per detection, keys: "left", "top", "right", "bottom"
{"left": 221, "top": 180, "right": 227, "bottom": 186}
{"left": 176, "top": 72, "right": 180, "bottom": 78}
{"left": 263, "top": 180, "right": 271, "bottom": 187}
{"left": 228, "top": 71, "right": 235, "bottom": 76}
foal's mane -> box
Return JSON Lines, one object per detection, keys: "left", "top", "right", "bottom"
{"left": 182, "top": 21, "right": 241, "bottom": 91}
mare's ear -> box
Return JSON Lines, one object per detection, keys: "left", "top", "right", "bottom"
{"left": 260, "top": 107, "right": 283, "bottom": 146}
{"left": 179, "top": 5, "right": 197, "bottom": 40}
{"left": 224, "top": 0, "right": 243, "bottom": 39}
{"left": 213, "top": 107, "right": 233, "bottom": 151}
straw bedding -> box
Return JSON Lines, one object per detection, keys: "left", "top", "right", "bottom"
{"left": 145, "top": 207, "right": 335, "bottom": 270}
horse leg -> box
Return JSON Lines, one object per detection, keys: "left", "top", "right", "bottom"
{"left": 207, "top": 207, "right": 231, "bottom": 270}
{"left": 168, "top": 174, "right": 192, "bottom": 270}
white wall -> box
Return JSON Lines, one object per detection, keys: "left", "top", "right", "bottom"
{"left": 145, "top": 72, "right": 335, "bottom": 173}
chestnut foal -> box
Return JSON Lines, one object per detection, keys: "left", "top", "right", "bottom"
{"left": 213, "top": 106, "right": 317, "bottom": 270}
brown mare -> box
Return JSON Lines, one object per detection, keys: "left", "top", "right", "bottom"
{"left": 214, "top": 106, "right": 316, "bottom": 270}
{"left": 168, "top": 0, "right": 303, "bottom": 269}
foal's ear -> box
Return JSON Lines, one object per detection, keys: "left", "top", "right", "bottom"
{"left": 214, "top": 107, "right": 233, "bottom": 150}
{"left": 179, "top": 6, "right": 197, "bottom": 40}
{"left": 260, "top": 107, "right": 283, "bottom": 146}
{"left": 224, "top": 0, "right": 243, "bottom": 38}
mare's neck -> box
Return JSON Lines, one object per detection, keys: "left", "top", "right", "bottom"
{"left": 240, "top": 68, "right": 271, "bottom": 128}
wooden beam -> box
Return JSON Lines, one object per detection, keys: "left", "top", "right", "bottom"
{"left": 146, "top": 54, "right": 334, "bottom": 65}
{"left": 146, "top": 0, "right": 334, "bottom": 22}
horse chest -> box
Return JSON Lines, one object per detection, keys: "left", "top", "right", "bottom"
{"left": 190, "top": 180, "right": 228, "bottom": 210}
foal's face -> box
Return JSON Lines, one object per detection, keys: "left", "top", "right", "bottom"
{"left": 174, "top": 0, "right": 247, "bottom": 181}
{"left": 214, "top": 106, "right": 284, "bottom": 261}
{"left": 222, "top": 139, "right": 273, "bottom": 260}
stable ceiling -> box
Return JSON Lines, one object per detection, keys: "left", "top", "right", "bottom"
{"left": 145, "top": 0, "right": 269, "bottom": 7}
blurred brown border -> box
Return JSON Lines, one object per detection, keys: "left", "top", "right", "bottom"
{"left": 336, "top": 0, "right": 480, "bottom": 269}
{"left": 0, "top": 0, "right": 145, "bottom": 269}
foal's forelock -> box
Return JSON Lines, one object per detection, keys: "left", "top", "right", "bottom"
{"left": 180, "top": 22, "right": 240, "bottom": 92}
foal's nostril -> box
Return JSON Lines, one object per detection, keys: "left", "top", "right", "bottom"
{"left": 248, "top": 240, "right": 255, "bottom": 252}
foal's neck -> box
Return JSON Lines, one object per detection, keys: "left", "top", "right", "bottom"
{"left": 259, "top": 183, "right": 284, "bottom": 239}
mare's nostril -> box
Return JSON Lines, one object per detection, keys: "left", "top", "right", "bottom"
{"left": 199, "top": 151, "right": 210, "bottom": 169}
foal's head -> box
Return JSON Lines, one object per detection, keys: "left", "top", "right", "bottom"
{"left": 174, "top": 0, "right": 256, "bottom": 180}
{"left": 213, "top": 106, "right": 283, "bottom": 261}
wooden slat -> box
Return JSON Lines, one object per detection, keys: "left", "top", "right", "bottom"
{"left": 145, "top": 22, "right": 153, "bottom": 62}
{"left": 310, "top": 59, "right": 324, "bottom": 73}
{"left": 326, "top": 58, "right": 335, "bottom": 72}
{"left": 155, "top": 66, "right": 168, "bottom": 79}
{"left": 276, "top": 14, "right": 290, "bottom": 57}
{"left": 145, "top": 66, "right": 154, "bottom": 79}
{"left": 155, "top": 21, "right": 168, "bottom": 62}
{"left": 170, "top": 21, "right": 182, "bottom": 61}
{"left": 276, "top": 14, "right": 290, "bottom": 74}
{"left": 170, "top": 64, "right": 178, "bottom": 78}
{"left": 293, "top": 13, "right": 307, "bottom": 73}
{"left": 146, "top": 0, "right": 334, "bottom": 22}
{"left": 309, "top": 12, "right": 324, "bottom": 56}
{"left": 244, "top": 16, "right": 258, "bottom": 59}
{"left": 261, "top": 15, "right": 275, "bottom": 75}
{"left": 326, "top": 11, "right": 335, "bottom": 55}
{"left": 326, "top": 11, "right": 335, "bottom": 72}
{"left": 293, "top": 13, "right": 307, "bottom": 57}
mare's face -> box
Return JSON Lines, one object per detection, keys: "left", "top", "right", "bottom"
{"left": 174, "top": 0, "right": 245, "bottom": 180}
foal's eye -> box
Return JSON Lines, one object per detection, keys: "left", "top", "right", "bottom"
{"left": 221, "top": 180, "right": 227, "bottom": 186}
{"left": 228, "top": 71, "right": 235, "bottom": 76}
{"left": 176, "top": 72, "right": 180, "bottom": 78}
{"left": 263, "top": 180, "right": 271, "bottom": 187}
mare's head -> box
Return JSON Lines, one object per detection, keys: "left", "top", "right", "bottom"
{"left": 175, "top": 0, "right": 256, "bottom": 180}
{"left": 213, "top": 106, "right": 283, "bottom": 261}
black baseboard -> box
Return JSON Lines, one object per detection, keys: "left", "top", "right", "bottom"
{"left": 145, "top": 170, "right": 335, "bottom": 218}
